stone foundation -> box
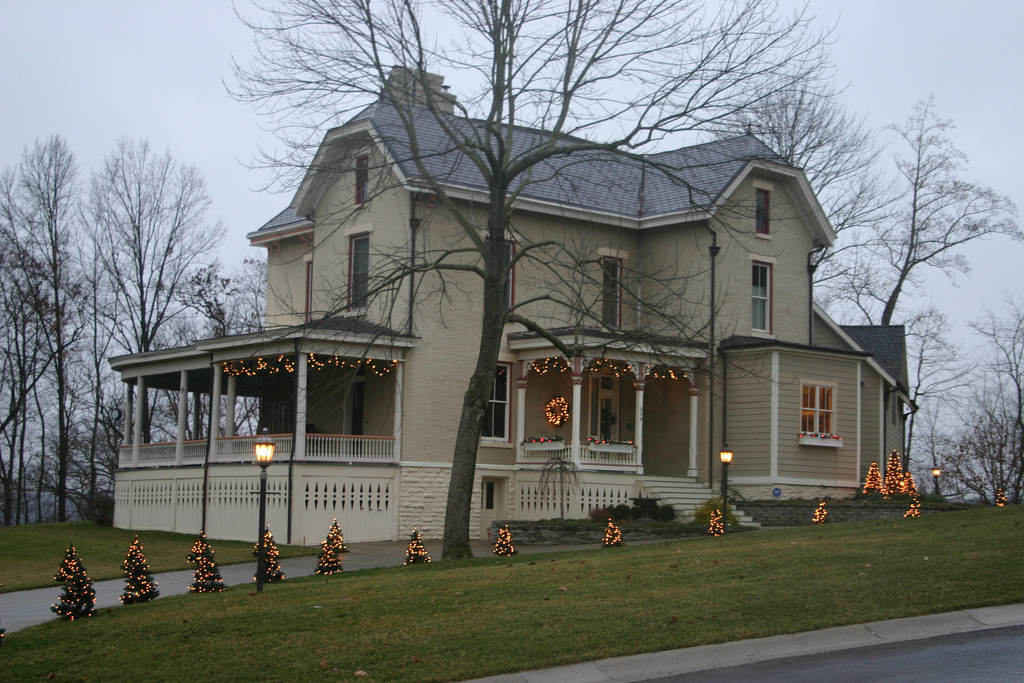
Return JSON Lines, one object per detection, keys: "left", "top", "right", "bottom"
{"left": 740, "top": 500, "right": 971, "bottom": 527}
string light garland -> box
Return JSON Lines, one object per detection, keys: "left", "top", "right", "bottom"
{"left": 120, "top": 535, "right": 159, "bottom": 604}
{"left": 882, "top": 451, "right": 904, "bottom": 497}
{"left": 51, "top": 545, "right": 95, "bottom": 620}
{"left": 707, "top": 509, "right": 724, "bottom": 537}
{"left": 315, "top": 519, "right": 346, "bottom": 575}
{"left": 812, "top": 500, "right": 828, "bottom": 524}
{"left": 493, "top": 525, "right": 518, "bottom": 556}
{"left": 186, "top": 532, "right": 226, "bottom": 593}
{"left": 646, "top": 366, "right": 682, "bottom": 381}
{"left": 603, "top": 520, "right": 624, "bottom": 547}
{"left": 863, "top": 462, "right": 882, "bottom": 494}
{"left": 252, "top": 526, "right": 285, "bottom": 583}
{"left": 405, "top": 528, "right": 431, "bottom": 564}
{"left": 530, "top": 357, "right": 569, "bottom": 375}
{"left": 222, "top": 354, "right": 396, "bottom": 377}
{"left": 904, "top": 495, "right": 921, "bottom": 518}
{"left": 544, "top": 396, "right": 571, "bottom": 426}
{"left": 996, "top": 488, "right": 1007, "bottom": 507}
{"left": 587, "top": 358, "right": 633, "bottom": 377}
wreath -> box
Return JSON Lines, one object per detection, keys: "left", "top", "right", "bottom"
{"left": 544, "top": 396, "right": 571, "bottom": 426}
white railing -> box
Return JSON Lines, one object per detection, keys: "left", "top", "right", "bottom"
{"left": 181, "top": 440, "right": 208, "bottom": 464}
{"left": 118, "top": 445, "right": 133, "bottom": 468}
{"left": 305, "top": 434, "right": 395, "bottom": 462}
{"left": 210, "top": 434, "right": 294, "bottom": 463}
{"left": 517, "top": 442, "right": 640, "bottom": 469}
{"left": 517, "top": 443, "right": 573, "bottom": 464}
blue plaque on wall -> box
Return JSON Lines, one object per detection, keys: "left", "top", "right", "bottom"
{"left": 772, "top": 487, "right": 782, "bottom": 497}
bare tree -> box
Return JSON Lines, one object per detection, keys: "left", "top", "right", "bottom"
{"left": 234, "top": 0, "right": 831, "bottom": 559}
{"left": 839, "top": 98, "right": 1020, "bottom": 325}
{"left": 903, "top": 306, "right": 963, "bottom": 466}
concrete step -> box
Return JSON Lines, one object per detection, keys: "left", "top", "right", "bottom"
{"left": 639, "top": 476, "right": 761, "bottom": 527}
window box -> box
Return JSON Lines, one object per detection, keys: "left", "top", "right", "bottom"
{"left": 798, "top": 434, "right": 843, "bottom": 448}
{"left": 588, "top": 442, "right": 635, "bottom": 454}
{"left": 522, "top": 440, "right": 566, "bottom": 452}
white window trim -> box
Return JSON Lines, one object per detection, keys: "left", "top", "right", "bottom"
{"left": 800, "top": 380, "right": 838, "bottom": 437}
{"left": 344, "top": 222, "right": 374, "bottom": 237}
{"left": 752, "top": 261, "right": 771, "bottom": 334}
{"left": 481, "top": 363, "right": 512, "bottom": 443}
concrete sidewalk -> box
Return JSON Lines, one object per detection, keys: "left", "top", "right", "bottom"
{"left": 0, "top": 538, "right": 595, "bottom": 634}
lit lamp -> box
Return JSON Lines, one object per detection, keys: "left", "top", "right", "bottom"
{"left": 932, "top": 468, "right": 941, "bottom": 496}
{"left": 254, "top": 428, "right": 275, "bottom": 592}
{"left": 720, "top": 449, "right": 733, "bottom": 534}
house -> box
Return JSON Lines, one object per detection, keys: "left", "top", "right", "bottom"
{"left": 109, "top": 71, "right": 911, "bottom": 545}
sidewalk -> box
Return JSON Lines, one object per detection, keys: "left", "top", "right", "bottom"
{"left": 0, "top": 538, "right": 597, "bottom": 634}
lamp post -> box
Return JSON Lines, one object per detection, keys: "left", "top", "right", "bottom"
{"left": 720, "top": 449, "right": 733, "bottom": 534}
{"left": 932, "top": 468, "right": 941, "bottom": 496}
{"left": 254, "top": 428, "right": 275, "bottom": 592}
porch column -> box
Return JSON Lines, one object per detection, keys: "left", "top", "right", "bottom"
{"left": 294, "top": 351, "right": 307, "bottom": 461}
{"left": 175, "top": 370, "right": 189, "bottom": 465}
{"left": 210, "top": 363, "right": 222, "bottom": 461}
{"left": 131, "top": 377, "right": 145, "bottom": 467}
{"left": 122, "top": 383, "right": 134, "bottom": 446}
{"left": 570, "top": 357, "right": 584, "bottom": 464}
{"left": 688, "top": 382, "right": 699, "bottom": 477}
{"left": 392, "top": 360, "right": 403, "bottom": 463}
{"left": 634, "top": 373, "right": 646, "bottom": 474}
{"left": 225, "top": 374, "right": 237, "bottom": 437}
{"left": 192, "top": 390, "right": 202, "bottom": 439}
{"left": 515, "top": 361, "right": 528, "bottom": 460}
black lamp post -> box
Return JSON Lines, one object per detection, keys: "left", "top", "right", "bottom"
{"left": 720, "top": 449, "right": 733, "bottom": 533}
{"left": 254, "top": 428, "right": 275, "bottom": 592}
{"left": 932, "top": 468, "right": 941, "bottom": 496}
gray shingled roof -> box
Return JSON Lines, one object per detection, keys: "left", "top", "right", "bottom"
{"left": 257, "top": 207, "right": 312, "bottom": 233}
{"left": 840, "top": 325, "right": 906, "bottom": 382}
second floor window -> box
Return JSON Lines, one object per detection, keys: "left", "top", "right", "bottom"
{"left": 355, "top": 156, "right": 369, "bottom": 204}
{"left": 601, "top": 256, "right": 621, "bottom": 328}
{"left": 802, "top": 384, "right": 834, "bottom": 434}
{"left": 756, "top": 188, "right": 770, "bottom": 234}
{"left": 350, "top": 233, "right": 369, "bottom": 308}
{"left": 481, "top": 365, "right": 510, "bottom": 441}
{"left": 752, "top": 262, "right": 771, "bottom": 333}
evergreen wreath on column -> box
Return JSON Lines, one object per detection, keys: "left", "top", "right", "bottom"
{"left": 121, "top": 535, "right": 160, "bottom": 604}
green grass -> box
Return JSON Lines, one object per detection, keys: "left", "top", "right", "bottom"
{"left": 2, "top": 507, "right": 1022, "bottom": 683}
{"left": 0, "top": 522, "right": 318, "bottom": 593}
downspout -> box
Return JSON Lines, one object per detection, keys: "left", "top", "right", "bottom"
{"left": 706, "top": 223, "right": 719, "bottom": 488}
{"left": 807, "top": 246, "right": 824, "bottom": 345}
{"left": 407, "top": 193, "right": 421, "bottom": 337}
{"left": 288, "top": 340, "right": 300, "bottom": 544}
{"left": 201, "top": 354, "right": 215, "bottom": 532}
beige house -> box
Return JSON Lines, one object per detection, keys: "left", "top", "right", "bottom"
{"left": 110, "top": 73, "right": 911, "bottom": 545}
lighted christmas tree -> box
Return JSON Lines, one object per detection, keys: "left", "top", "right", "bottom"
{"left": 315, "top": 519, "right": 345, "bottom": 575}
{"left": 51, "top": 545, "right": 96, "bottom": 620}
{"left": 812, "top": 499, "right": 828, "bottom": 524}
{"left": 899, "top": 470, "right": 918, "bottom": 496}
{"left": 904, "top": 494, "right": 921, "bottom": 518}
{"left": 252, "top": 526, "right": 285, "bottom": 583}
{"left": 120, "top": 535, "right": 159, "bottom": 604}
{"left": 707, "top": 508, "right": 724, "bottom": 537}
{"left": 186, "top": 531, "right": 226, "bottom": 593}
{"left": 603, "top": 520, "right": 623, "bottom": 547}
{"left": 493, "top": 525, "right": 518, "bottom": 556}
{"left": 0, "top": 617, "right": 5, "bottom": 646}
{"left": 863, "top": 461, "right": 882, "bottom": 494}
{"left": 882, "top": 451, "right": 904, "bottom": 497}
{"left": 405, "top": 528, "right": 431, "bottom": 564}
{"left": 996, "top": 488, "right": 1007, "bottom": 507}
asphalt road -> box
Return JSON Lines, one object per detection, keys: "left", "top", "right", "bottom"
{"left": 649, "top": 625, "right": 1024, "bottom": 683}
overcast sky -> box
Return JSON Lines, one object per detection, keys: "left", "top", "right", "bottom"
{"left": 2, "top": 0, "right": 1021, "bottom": 333}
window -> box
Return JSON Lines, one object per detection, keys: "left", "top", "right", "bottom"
{"left": 756, "top": 188, "right": 770, "bottom": 234}
{"left": 355, "top": 156, "right": 369, "bottom": 204}
{"left": 751, "top": 262, "right": 771, "bottom": 332}
{"left": 304, "top": 260, "right": 314, "bottom": 322}
{"left": 601, "top": 256, "right": 621, "bottom": 328}
{"left": 481, "top": 365, "right": 510, "bottom": 440}
{"left": 349, "top": 233, "right": 370, "bottom": 308}
{"left": 801, "top": 384, "right": 834, "bottom": 434}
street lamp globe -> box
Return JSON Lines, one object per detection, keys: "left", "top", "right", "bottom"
{"left": 255, "top": 428, "right": 276, "bottom": 464}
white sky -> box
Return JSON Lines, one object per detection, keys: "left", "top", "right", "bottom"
{"left": 2, "top": 0, "right": 1022, "bottom": 336}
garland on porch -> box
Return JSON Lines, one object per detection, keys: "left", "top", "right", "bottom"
{"left": 51, "top": 545, "right": 96, "bottom": 620}
{"left": 120, "top": 535, "right": 159, "bottom": 604}
{"left": 186, "top": 532, "right": 226, "bottom": 593}
{"left": 530, "top": 357, "right": 569, "bottom": 375}
{"left": 221, "top": 355, "right": 396, "bottom": 377}
{"left": 588, "top": 438, "right": 634, "bottom": 446}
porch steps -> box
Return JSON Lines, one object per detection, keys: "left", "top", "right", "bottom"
{"left": 639, "top": 475, "right": 760, "bottom": 527}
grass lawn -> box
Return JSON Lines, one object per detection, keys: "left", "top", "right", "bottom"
{"left": 2, "top": 506, "right": 1022, "bottom": 683}
{"left": 0, "top": 522, "right": 318, "bottom": 593}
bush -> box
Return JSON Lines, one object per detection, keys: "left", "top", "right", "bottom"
{"left": 657, "top": 504, "right": 676, "bottom": 521}
{"left": 588, "top": 506, "right": 613, "bottom": 523}
{"left": 692, "top": 498, "right": 738, "bottom": 526}
{"left": 630, "top": 505, "right": 646, "bottom": 520}
{"left": 87, "top": 493, "right": 115, "bottom": 527}
{"left": 610, "top": 504, "right": 632, "bottom": 521}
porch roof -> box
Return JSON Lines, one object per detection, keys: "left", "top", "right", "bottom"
{"left": 506, "top": 326, "right": 705, "bottom": 363}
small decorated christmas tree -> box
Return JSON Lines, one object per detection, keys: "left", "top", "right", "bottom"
{"left": 186, "top": 531, "right": 226, "bottom": 593}
{"left": 882, "top": 451, "right": 904, "bottom": 497}
{"left": 812, "top": 499, "right": 828, "bottom": 524}
{"left": 120, "top": 535, "right": 160, "bottom": 604}
{"left": 904, "top": 494, "right": 921, "bottom": 518}
{"left": 405, "top": 528, "right": 431, "bottom": 564}
{"left": 493, "top": 525, "right": 518, "bottom": 556}
{"left": 996, "top": 488, "right": 1007, "bottom": 507}
{"left": 863, "top": 462, "right": 882, "bottom": 494}
{"left": 707, "top": 508, "right": 724, "bottom": 537}
{"left": 51, "top": 545, "right": 95, "bottom": 620}
{"left": 253, "top": 526, "right": 285, "bottom": 583}
{"left": 315, "top": 519, "right": 345, "bottom": 575}
{"left": 900, "top": 470, "right": 918, "bottom": 496}
{"left": 603, "top": 520, "right": 623, "bottom": 547}
{"left": 0, "top": 616, "right": 5, "bottom": 646}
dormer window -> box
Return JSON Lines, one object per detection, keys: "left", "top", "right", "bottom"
{"left": 756, "top": 188, "right": 770, "bottom": 234}
{"left": 355, "top": 156, "right": 369, "bottom": 204}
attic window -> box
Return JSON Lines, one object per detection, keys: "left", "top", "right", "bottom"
{"left": 756, "top": 189, "right": 770, "bottom": 234}
{"left": 355, "top": 156, "right": 369, "bottom": 204}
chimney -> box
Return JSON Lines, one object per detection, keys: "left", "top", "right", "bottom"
{"left": 384, "top": 67, "right": 457, "bottom": 114}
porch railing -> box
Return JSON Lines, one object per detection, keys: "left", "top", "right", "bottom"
{"left": 210, "top": 434, "right": 295, "bottom": 463}
{"left": 306, "top": 434, "right": 394, "bottom": 462}
{"left": 118, "top": 433, "right": 394, "bottom": 468}
{"left": 516, "top": 442, "right": 640, "bottom": 469}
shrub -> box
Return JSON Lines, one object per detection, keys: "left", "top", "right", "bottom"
{"left": 588, "top": 506, "right": 613, "bottom": 523}
{"left": 610, "top": 504, "right": 632, "bottom": 521}
{"left": 692, "top": 498, "right": 738, "bottom": 526}
{"left": 657, "top": 504, "right": 676, "bottom": 521}
{"left": 630, "top": 505, "right": 645, "bottom": 520}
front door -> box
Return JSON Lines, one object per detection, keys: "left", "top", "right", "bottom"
{"left": 480, "top": 477, "right": 506, "bottom": 538}
{"left": 589, "top": 374, "right": 619, "bottom": 441}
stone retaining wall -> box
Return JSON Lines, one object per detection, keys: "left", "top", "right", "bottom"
{"left": 739, "top": 501, "right": 969, "bottom": 527}
{"left": 490, "top": 520, "right": 705, "bottom": 545}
